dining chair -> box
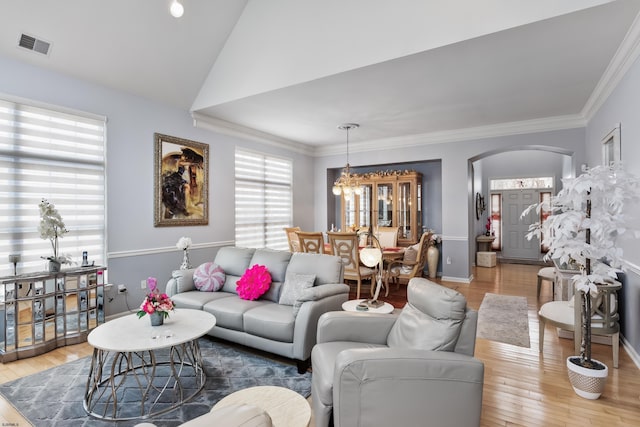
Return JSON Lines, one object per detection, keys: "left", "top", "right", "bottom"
{"left": 296, "top": 231, "right": 325, "bottom": 254}
{"left": 327, "top": 231, "right": 375, "bottom": 299}
{"left": 537, "top": 266, "right": 556, "bottom": 299}
{"left": 283, "top": 227, "right": 301, "bottom": 252}
{"left": 385, "top": 231, "right": 433, "bottom": 296}
{"left": 538, "top": 281, "right": 621, "bottom": 368}
{"left": 376, "top": 226, "right": 399, "bottom": 248}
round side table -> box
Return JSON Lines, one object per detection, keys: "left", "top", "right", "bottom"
{"left": 342, "top": 299, "right": 395, "bottom": 314}
{"left": 213, "top": 385, "right": 311, "bottom": 427}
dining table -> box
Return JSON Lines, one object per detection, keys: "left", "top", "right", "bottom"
{"left": 323, "top": 243, "right": 405, "bottom": 260}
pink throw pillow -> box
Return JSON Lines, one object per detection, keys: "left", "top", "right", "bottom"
{"left": 193, "top": 262, "right": 226, "bottom": 292}
{"left": 236, "top": 265, "right": 272, "bottom": 300}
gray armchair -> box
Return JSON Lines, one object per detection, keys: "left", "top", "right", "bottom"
{"left": 311, "top": 278, "right": 484, "bottom": 427}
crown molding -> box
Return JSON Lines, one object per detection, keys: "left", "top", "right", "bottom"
{"left": 191, "top": 112, "right": 315, "bottom": 156}
{"left": 582, "top": 10, "right": 640, "bottom": 121}
{"left": 315, "top": 114, "right": 586, "bottom": 157}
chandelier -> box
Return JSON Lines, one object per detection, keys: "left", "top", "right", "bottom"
{"left": 332, "top": 123, "right": 363, "bottom": 196}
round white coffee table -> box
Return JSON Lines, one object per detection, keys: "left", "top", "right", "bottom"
{"left": 213, "top": 385, "right": 311, "bottom": 427}
{"left": 342, "top": 299, "right": 395, "bottom": 314}
{"left": 84, "top": 309, "right": 215, "bottom": 420}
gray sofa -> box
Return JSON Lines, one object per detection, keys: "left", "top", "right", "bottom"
{"left": 311, "top": 278, "right": 484, "bottom": 427}
{"left": 165, "top": 246, "right": 349, "bottom": 373}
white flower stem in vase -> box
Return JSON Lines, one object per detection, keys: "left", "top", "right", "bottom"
{"left": 176, "top": 236, "right": 193, "bottom": 270}
{"left": 180, "top": 249, "right": 191, "bottom": 270}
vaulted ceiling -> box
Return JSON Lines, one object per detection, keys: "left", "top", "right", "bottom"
{"left": 1, "top": 1, "right": 639, "bottom": 151}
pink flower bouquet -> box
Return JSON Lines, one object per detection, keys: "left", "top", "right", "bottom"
{"left": 137, "top": 277, "right": 175, "bottom": 319}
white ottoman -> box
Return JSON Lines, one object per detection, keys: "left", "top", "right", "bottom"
{"left": 477, "top": 251, "right": 496, "bottom": 267}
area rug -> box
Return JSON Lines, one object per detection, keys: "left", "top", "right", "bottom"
{"left": 477, "top": 293, "right": 531, "bottom": 348}
{"left": 0, "top": 337, "right": 311, "bottom": 427}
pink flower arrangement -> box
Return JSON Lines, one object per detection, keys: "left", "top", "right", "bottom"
{"left": 236, "top": 265, "right": 271, "bottom": 300}
{"left": 137, "top": 277, "right": 175, "bottom": 319}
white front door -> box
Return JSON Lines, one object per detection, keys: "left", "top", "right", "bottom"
{"left": 500, "top": 189, "right": 540, "bottom": 260}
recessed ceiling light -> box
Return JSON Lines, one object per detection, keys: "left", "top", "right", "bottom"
{"left": 170, "top": 0, "right": 184, "bottom": 18}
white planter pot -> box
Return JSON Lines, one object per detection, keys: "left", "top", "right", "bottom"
{"left": 566, "top": 356, "right": 608, "bottom": 399}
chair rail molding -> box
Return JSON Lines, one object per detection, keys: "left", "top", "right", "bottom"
{"left": 107, "top": 240, "right": 234, "bottom": 259}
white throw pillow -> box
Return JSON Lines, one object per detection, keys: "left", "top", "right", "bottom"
{"left": 279, "top": 272, "right": 316, "bottom": 315}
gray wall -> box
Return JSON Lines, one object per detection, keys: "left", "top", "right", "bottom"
{"left": 0, "top": 54, "right": 316, "bottom": 317}
{"left": 473, "top": 149, "right": 569, "bottom": 241}
{"left": 586, "top": 54, "right": 640, "bottom": 358}
{"left": 314, "top": 129, "right": 586, "bottom": 281}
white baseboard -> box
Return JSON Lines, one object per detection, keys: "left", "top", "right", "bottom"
{"left": 622, "top": 336, "right": 640, "bottom": 369}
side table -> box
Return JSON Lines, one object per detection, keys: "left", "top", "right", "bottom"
{"left": 342, "top": 299, "right": 395, "bottom": 314}
{"left": 213, "top": 385, "right": 311, "bottom": 427}
{"left": 476, "top": 235, "right": 495, "bottom": 252}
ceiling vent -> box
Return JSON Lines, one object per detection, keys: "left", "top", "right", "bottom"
{"left": 18, "top": 33, "right": 51, "bottom": 55}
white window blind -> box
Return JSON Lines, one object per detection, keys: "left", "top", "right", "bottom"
{"left": 0, "top": 97, "right": 106, "bottom": 276}
{"left": 235, "top": 149, "right": 292, "bottom": 250}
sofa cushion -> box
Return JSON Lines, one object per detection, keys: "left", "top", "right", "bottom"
{"left": 222, "top": 275, "right": 242, "bottom": 295}
{"left": 203, "top": 297, "right": 269, "bottom": 331}
{"left": 243, "top": 304, "right": 296, "bottom": 343}
{"left": 193, "top": 262, "right": 225, "bottom": 292}
{"left": 215, "top": 247, "right": 256, "bottom": 277}
{"left": 250, "top": 249, "right": 291, "bottom": 282}
{"left": 387, "top": 280, "right": 466, "bottom": 351}
{"left": 172, "top": 269, "right": 196, "bottom": 293}
{"left": 171, "top": 290, "right": 233, "bottom": 310}
{"left": 260, "top": 282, "right": 283, "bottom": 304}
{"left": 250, "top": 249, "right": 292, "bottom": 302}
{"left": 237, "top": 265, "right": 272, "bottom": 300}
{"left": 287, "top": 253, "right": 343, "bottom": 285}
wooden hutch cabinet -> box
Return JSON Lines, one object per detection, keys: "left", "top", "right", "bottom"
{"left": 0, "top": 266, "right": 105, "bottom": 362}
{"left": 340, "top": 170, "right": 423, "bottom": 246}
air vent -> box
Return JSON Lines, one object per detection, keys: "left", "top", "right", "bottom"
{"left": 18, "top": 33, "right": 51, "bottom": 55}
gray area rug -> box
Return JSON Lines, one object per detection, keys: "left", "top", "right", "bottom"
{"left": 477, "top": 293, "right": 531, "bottom": 348}
{"left": 0, "top": 337, "right": 311, "bottom": 427}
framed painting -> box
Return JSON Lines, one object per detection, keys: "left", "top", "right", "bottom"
{"left": 154, "top": 133, "right": 209, "bottom": 227}
{"left": 601, "top": 124, "right": 621, "bottom": 166}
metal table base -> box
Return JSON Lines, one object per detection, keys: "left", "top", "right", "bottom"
{"left": 83, "top": 339, "right": 205, "bottom": 420}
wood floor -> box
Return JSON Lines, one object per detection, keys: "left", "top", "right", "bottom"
{"left": 2, "top": 263, "right": 640, "bottom": 426}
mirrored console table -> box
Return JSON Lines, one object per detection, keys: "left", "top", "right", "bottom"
{"left": 0, "top": 266, "right": 105, "bottom": 362}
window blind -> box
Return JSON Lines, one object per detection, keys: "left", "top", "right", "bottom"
{"left": 235, "top": 149, "right": 292, "bottom": 250}
{"left": 0, "top": 98, "right": 106, "bottom": 276}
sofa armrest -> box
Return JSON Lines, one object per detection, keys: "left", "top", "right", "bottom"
{"left": 291, "top": 289, "right": 349, "bottom": 362}
{"left": 165, "top": 278, "right": 178, "bottom": 297}
{"left": 298, "top": 283, "right": 349, "bottom": 303}
{"left": 316, "top": 311, "right": 398, "bottom": 345}
{"left": 165, "top": 268, "right": 196, "bottom": 297}
{"left": 334, "top": 348, "right": 484, "bottom": 427}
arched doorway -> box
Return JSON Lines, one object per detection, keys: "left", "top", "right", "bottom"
{"left": 469, "top": 146, "right": 574, "bottom": 264}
